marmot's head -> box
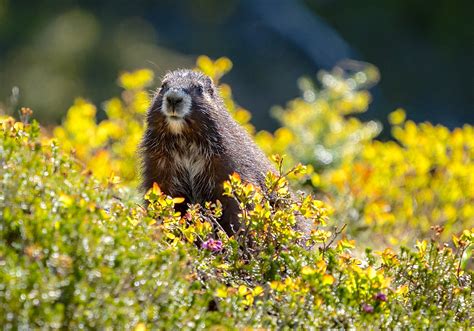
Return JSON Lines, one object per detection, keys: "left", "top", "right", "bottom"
{"left": 147, "top": 69, "right": 219, "bottom": 135}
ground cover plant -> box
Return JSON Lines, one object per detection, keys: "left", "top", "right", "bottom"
{"left": 0, "top": 57, "right": 473, "bottom": 329}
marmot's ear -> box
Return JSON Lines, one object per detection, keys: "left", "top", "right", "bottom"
{"left": 205, "top": 76, "right": 215, "bottom": 96}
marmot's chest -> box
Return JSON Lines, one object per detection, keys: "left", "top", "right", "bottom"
{"left": 168, "top": 144, "right": 214, "bottom": 203}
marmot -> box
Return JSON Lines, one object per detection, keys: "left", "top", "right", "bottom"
{"left": 140, "top": 69, "right": 300, "bottom": 235}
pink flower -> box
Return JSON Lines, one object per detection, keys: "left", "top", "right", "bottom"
{"left": 374, "top": 292, "right": 387, "bottom": 302}
{"left": 362, "top": 303, "right": 374, "bottom": 313}
{"left": 202, "top": 239, "right": 223, "bottom": 252}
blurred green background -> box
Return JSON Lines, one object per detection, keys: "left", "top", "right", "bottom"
{"left": 0, "top": 0, "right": 472, "bottom": 130}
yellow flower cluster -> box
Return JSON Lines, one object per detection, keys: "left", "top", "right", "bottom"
{"left": 327, "top": 110, "right": 474, "bottom": 245}
{"left": 196, "top": 55, "right": 255, "bottom": 134}
{"left": 255, "top": 63, "right": 381, "bottom": 182}
{"left": 53, "top": 69, "right": 152, "bottom": 184}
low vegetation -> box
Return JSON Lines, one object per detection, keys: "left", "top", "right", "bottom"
{"left": 0, "top": 57, "right": 472, "bottom": 329}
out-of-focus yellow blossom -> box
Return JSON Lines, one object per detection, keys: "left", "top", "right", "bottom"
{"left": 196, "top": 56, "right": 255, "bottom": 134}
{"left": 255, "top": 64, "right": 382, "bottom": 175}
{"left": 326, "top": 113, "right": 474, "bottom": 246}
{"left": 118, "top": 69, "right": 154, "bottom": 90}
{"left": 53, "top": 69, "right": 154, "bottom": 184}
{"left": 196, "top": 55, "right": 232, "bottom": 82}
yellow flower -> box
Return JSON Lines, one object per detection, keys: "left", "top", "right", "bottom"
{"left": 388, "top": 108, "right": 406, "bottom": 125}
{"left": 118, "top": 69, "right": 154, "bottom": 90}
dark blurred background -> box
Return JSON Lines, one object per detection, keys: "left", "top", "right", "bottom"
{"left": 0, "top": 0, "right": 472, "bottom": 131}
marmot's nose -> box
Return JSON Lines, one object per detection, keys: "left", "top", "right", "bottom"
{"left": 166, "top": 94, "right": 183, "bottom": 107}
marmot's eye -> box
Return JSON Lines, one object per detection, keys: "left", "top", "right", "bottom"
{"left": 195, "top": 84, "right": 204, "bottom": 94}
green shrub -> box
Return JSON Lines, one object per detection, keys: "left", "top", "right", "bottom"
{"left": 0, "top": 118, "right": 472, "bottom": 329}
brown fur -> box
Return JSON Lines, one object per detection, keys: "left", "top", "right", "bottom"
{"left": 140, "top": 70, "right": 295, "bottom": 234}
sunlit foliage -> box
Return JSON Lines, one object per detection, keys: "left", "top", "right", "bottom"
{"left": 250, "top": 60, "right": 473, "bottom": 247}
{"left": 1, "top": 119, "right": 472, "bottom": 329}
{"left": 256, "top": 61, "right": 381, "bottom": 174}
{"left": 327, "top": 111, "right": 474, "bottom": 245}
{"left": 1, "top": 56, "right": 473, "bottom": 328}
{"left": 53, "top": 69, "right": 153, "bottom": 184}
